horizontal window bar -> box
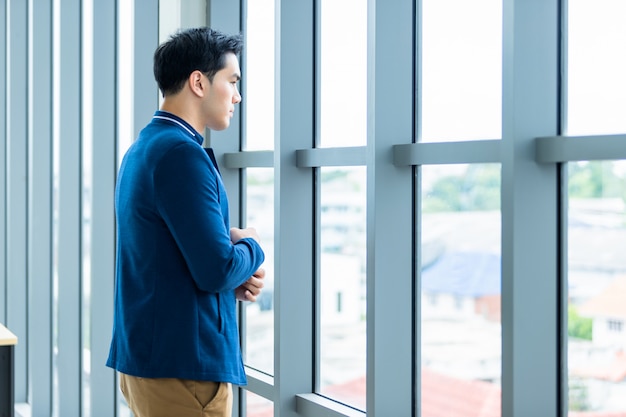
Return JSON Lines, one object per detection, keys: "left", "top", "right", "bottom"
{"left": 244, "top": 367, "right": 274, "bottom": 401}
{"left": 223, "top": 151, "right": 274, "bottom": 169}
{"left": 535, "top": 134, "right": 626, "bottom": 163}
{"left": 224, "top": 141, "right": 509, "bottom": 169}
{"left": 296, "top": 394, "right": 365, "bottom": 417}
{"left": 393, "top": 140, "right": 502, "bottom": 166}
{"left": 296, "top": 147, "right": 366, "bottom": 167}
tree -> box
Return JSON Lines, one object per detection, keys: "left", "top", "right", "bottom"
{"left": 423, "top": 164, "right": 501, "bottom": 212}
{"left": 569, "top": 161, "right": 625, "bottom": 200}
{"left": 568, "top": 305, "right": 592, "bottom": 341}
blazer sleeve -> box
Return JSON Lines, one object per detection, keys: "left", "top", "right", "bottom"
{"left": 153, "top": 141, "right": 265, "bottom": 292}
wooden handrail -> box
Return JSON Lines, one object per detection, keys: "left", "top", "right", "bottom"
{"left": 0, "top": 324, "right": 18, "bottom": 346}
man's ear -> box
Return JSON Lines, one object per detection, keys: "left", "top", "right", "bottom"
{"left": 189, "top": 70, "right": 205, "bottom": 97}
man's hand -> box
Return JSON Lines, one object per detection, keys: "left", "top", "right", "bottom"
{"left": 230, "top": 227, "right": 260, "bottom": 244}
{"left": 235, "top": 268, "right": 266, "bottom": 302}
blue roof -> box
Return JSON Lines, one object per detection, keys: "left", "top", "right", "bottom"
{"left": 421, "top": 252, "right": 501, "bottom": 297}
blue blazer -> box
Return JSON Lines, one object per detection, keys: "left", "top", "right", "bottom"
{"left": 106, "top": 111, "right": 264, "bottom": 384}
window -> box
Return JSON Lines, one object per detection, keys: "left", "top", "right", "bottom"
{"left": 608, "top": 320, "right": 623, "bottom": 333}
{"left": 318, "top": 0, "right": 367, "bottom": 148}
{"left": 243, "top": 0, "right": 276, "bottom": 378}
{"left": 421, "top": 0, "right": 502, "bottom": 142}
{"left": 567, "top": 161, "right": 626, "bottom": 413}
{"left": 421, "top": 164, "right": 502, "bottom": 416}
{"left": 2, "top": 0, "right": 615, "bottom": 415}
{"left": 245, "top": 168, "right": 275, "bottom": 375}
{"left": 244, "top": 0, "right": 275, "bottom": 152}
{"left": 567, "top": 0, "right": 626, "bottom": 135}
{"left": 318, "top": 167, "right": 367, "bottom": 410}
{"left": 565, "top": 2, "right": 626, "bottom": 414}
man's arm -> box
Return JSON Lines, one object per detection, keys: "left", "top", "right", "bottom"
{"left": 155, "top": 142, "right": 265, "bottom": 292}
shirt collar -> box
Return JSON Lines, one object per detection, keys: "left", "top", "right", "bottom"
{"left": 152, "top": 110, "right": 204, "bottom": 145}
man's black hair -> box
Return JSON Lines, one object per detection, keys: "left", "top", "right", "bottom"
{"left": 153, "top": 27, "right": 243, "bottom": 96}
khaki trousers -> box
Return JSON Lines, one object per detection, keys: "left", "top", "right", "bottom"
{"left": 119, "top": 373, "right": 233, "bottom": 417}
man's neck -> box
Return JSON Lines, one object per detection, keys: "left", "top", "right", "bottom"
{"left": 160, "top": 96, "right": 205, "bottom": 136}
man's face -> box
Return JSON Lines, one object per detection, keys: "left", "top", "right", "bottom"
{"left": 202, "top": 52, "right": 242, "bottom": 131}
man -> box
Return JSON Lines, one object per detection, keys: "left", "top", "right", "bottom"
{"left": 106, "top": 27, "right": 265, "bottom": 417}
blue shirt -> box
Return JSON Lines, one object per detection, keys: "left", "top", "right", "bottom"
{"left": 106, "top": 111, "right": 264, "bottom": 384}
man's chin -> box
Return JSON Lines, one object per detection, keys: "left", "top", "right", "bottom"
{"left": 208, "top": 121, "right": 229, "bottom": 131}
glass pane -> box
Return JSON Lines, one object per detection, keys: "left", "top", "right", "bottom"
{"left": 318, "top": 167, "right": 367, "bottom": 410}
{"left": 246, "top": 391, "right": 274, "bottom": 417}
{"left": 420, "top": 164, "right": 501, "bottom": 416}
{"left": 567, "top": 1, "right": 626, "bottom": 135}
{"left": 567, "top": 161, "right": 626, "bottom": 414}
{"left": 244, "top": 0, "right": 275, "bottom": 151}
{"left": 318, "top": 0, "right": 367, "bottom": 148}
{"left": 421, "top": 0, "right": 502, "bottom": 142}
{"left": 117, "top": 2, "right": 133, "bottom": 414}
{"left": 245, "top": 168, "right": 275, "bottom": 375}
{"left": 119, "top": 401, "right": 132, "bottom": 417}
{"left": 117, "top": 0, "right": 133, "bottom": 165}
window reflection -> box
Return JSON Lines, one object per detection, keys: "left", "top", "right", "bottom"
{"left": 244, "top": 0, "right": 275, "bottom": 151}
{"left": 318, "top": 0, "right": 367, "bottom": 148}
{"left": 318, "top": 167, "right": 367, "bottom": 410}
{"left": 421, "top": 164, "right": 501, "bottom": 417}
{"left": 421, "top": 0, "right": 502, "bottom": 142}
{"left": 567, "top": 0, "right": 626, "bottom": 135}
{"left": 567, "top": 160, "right": 626, "bottom": 414}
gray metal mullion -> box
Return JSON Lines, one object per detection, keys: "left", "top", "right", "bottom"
{"left": 132, "top": 0, "right": 159, "bottom": 141}
{"left": 296, "top": 394, "right": 364, "bottom": 417}
{"left": 274, "top": 1, "right": 315, "bottom": 416}
{"left": 501, "top": 0, "right": 560, "bottom": 416}
{"left": 366, "top": 0, "right": 414, "bottom": 415}
{"left": 28, "top": 0, "right": 53, "bottom": 414}
{"left": 0, "top": 0, "right": 6, "bottom": 327}
{"left": 558, "top": 162, "right": 569, "bottom": 416}
{"left": 89, "top": 0, "right": 117, "bottom": 415}
{"left": 312, "top": 165, "right": 321, "bottom": 395}
{"left": 6, "top": 0, "right": 29, "bottom": 403}
{"left": 312, "top": 5, "right": 321, "bottom": 394}
{"left": 244, "top": 368, "right": 274, "bottom": 401}
{"left": 295, "top": 147, "right": 366, "bottom": 168}
{"left": 414, "top": 3, "right": 423, "bottom": 413}
{"left": 536, "top": 134, "right": 626, "bottom": 163}
{"left": 393, "top": 140, "right": 502, "bottom": 166}
{"left": 559, "top": 0, "right": 569, "bottom": 135}
{"left": 223, "top": 151, "right": 274, "bottom": 169}
{"left": 240, "top": 0, "right": 249, "bottom": 155}
{"left": 313, "top": 0, "right": 321, "bottom": 150}
{"left": 56, "top": 0, "right": 82, "bottom": 415}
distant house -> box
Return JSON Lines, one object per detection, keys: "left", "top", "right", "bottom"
{"left": 421, "top": 251, "right": 501, "bottom": 322}
{"left": 319, "top": 369, "right": 501, "bottom": 417}
{"left": 573, "top": 276, "right": 626, "bottom": 411}
{"left": 579, "top": 275, "right": 626, "bottom": 350}
{"left": 245, "top": 368, "right": 626, "bottom": 417}
{"left": 319, "top": 252, "right": 365, "bottom": 325}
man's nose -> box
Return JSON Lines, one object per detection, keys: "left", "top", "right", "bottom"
{"left": 233, "top": 87, "right": 242, "bottom": 104}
